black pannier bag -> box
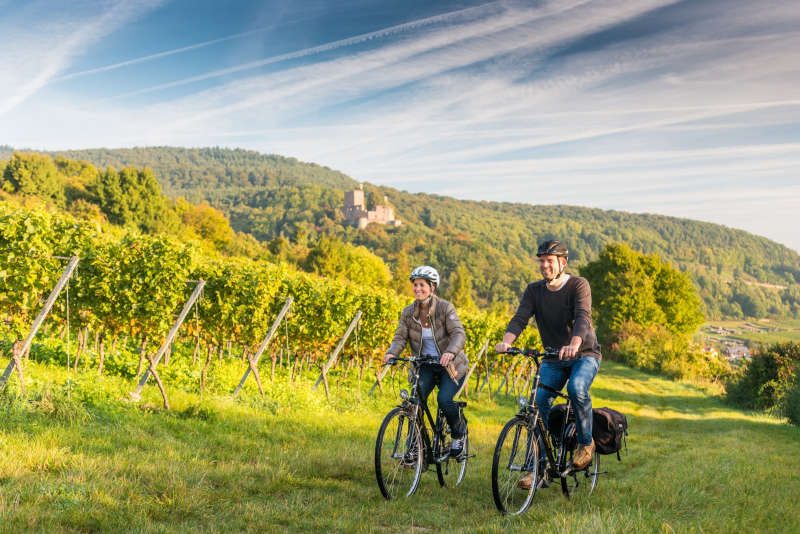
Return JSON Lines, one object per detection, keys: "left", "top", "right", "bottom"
{"left": 592, "top": 407, "right": 628, "bottom": 460}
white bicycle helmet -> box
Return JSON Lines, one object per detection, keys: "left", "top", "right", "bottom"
{"left": 409, "top": 265, "right": 440, "bottom": 287}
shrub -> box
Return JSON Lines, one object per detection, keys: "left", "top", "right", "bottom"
{"left": 785, "top": 380, "right": 800, "bottom": 425}
{"left": 612, "top": 321, "right": 730, "bottom": 380}
{"left": 726, "top": 342, "right": 800, "bottom": 418}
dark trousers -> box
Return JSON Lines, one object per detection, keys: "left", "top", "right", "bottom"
{"left": 417, "top": 364, "right": 465, "bottom": 439}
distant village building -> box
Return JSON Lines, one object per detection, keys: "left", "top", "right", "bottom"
{"left": 701, "top": 345, "right": 719, "bottom": 358}
{"left": 725, "top": 344, "right": 751, "bottom": 361}
{"left": 341, "top": 185, "right": 401, "bottom": 229}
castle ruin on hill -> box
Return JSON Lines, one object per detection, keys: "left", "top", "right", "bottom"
{"left": 341, "top": 185, "right": 401, "bottom": 229}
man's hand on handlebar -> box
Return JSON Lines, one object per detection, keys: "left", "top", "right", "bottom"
{"left": 558, "top": 336, "right": 583, "bottom": 360}
{"left": 495, "top": 342, "right": 511, "bottom": 353}
{"left": 496, "top": 333, "right": 516, "bottom": 354}
{"left": 383, "top": 353, "right": 395, "bottom": 365}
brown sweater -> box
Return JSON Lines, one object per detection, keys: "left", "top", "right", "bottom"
{"left": 506, "top": 276, "right": 601, "bottom": 360}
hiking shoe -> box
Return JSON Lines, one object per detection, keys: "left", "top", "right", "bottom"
{"left": 572, "top": 439, "right": 595, "bottom": 470}
{"left": 450, "top": 438, "right": 464, "bottom": 458}
{"left": 517, "top": 471, "right": 535, "bottom": 490}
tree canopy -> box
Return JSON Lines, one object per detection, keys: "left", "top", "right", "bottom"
{"left": 4, "top": 145, "right": 799, "bottom": 320}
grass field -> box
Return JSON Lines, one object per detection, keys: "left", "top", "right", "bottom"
{"left": 700, "top": 318, "right": 800, "bottom": 346}
{"left": 1, "top": 355, "right": 799, "bottom": 533}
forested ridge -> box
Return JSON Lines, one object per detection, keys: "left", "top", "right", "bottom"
{"left": 2, "top": 148, "right": 799, "bottom": 425}
{"left": 2, "top": 145, "right": 798, "bottom": 319}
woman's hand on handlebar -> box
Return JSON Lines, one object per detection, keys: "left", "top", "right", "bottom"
{"left": 495, "top": 341, "right": 511, "bottom": 353}
{"left": 439, "top": 352, "right": 455, "bottom": 366}
{"left": 383, "top": 353, "right": 395, "bottom": 365}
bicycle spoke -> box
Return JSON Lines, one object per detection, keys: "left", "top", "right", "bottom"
{"left": 435, "top": 410, "right": 468, "bottom": 488}
{"left": 375, "top": 408, "right": 423, "bottom": 499}
{"left": 492, "top": 418, "right": 539, "bottom": 515}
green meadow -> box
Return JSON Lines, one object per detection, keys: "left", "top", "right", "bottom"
{"left": 1, "top": 356, "right": 798, "bottom": 533}
{"left": 701, "top": 318, "right": 800, "bottom": 346}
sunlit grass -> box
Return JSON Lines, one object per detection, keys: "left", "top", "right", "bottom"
{"left": 1, "top": 354, "right": 798, "bottom": 533}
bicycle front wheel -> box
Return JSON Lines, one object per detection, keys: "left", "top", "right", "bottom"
{"left": 375, "top": 407, "right": 423, "bottom": 500}
{"left": 558, "top": 422, "right": 599, "bottom": 499}
{"left": 491, "top": 417, "right": 539, "bottom": 515}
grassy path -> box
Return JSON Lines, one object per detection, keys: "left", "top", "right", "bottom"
{"left": 1, "top": 360, "right": 798, "bottom": 533}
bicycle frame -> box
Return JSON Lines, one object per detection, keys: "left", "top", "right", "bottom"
{"left": 492, "top": 347, "right": 602, "bottom": 512}
{"left": 507, "top": 349, "right": 572, "bottom": 478}
{"left": 397, "top": 357, "right": 447, "bottom": 463}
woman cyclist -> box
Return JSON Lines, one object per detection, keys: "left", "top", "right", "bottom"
{"left": 383, "top": 266, "right": 469, "bottom": 457}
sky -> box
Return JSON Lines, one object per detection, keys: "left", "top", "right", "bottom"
{"left": 1, "top": 0, "right": 799, "bottom": 252}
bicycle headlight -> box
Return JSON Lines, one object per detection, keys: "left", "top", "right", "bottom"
{"left": 400, "top": 389, "right": 409, "bottom": 400}
{"left": 518, "top": 396, "right": 528, "bottom": 407}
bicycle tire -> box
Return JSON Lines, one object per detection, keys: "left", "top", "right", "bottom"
{"left": 375, "top": 407, "right": 423, "bottom": 499}
{"left": 558, "top": 422, "right": 599, "bottom": 499}
{"left": 491, "top": 417, "right": 539, "bottom": 515}
{"left": 434, "top": 411, "right": 468, "bottom": 488}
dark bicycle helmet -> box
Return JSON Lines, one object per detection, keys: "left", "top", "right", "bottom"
{"left": 536, "top": 240, "right": 568, "bottom": 259}
{"left": 409, "top": 265, "right": 440, "bottom": 287}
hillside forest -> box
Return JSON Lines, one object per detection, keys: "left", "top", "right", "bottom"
{"left": 3, "top": 145, "right": 799, "bottom": 321}
{"left": 1, "top": 148, "right": 799, "bottom": 422}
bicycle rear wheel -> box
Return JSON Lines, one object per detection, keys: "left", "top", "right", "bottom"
{"left": 434, "top": 411, "right": 468, "bottom": 488}
{"left": 491, "top": 417, "right": 540, "bottom": 515}
{"left": 558, "top": 422, "right": 599, "bottom": 499}
{"left": 375, "top": 407, "right": 423, "bottom": 499}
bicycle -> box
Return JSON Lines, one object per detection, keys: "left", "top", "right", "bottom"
{"left": 375, "top": 355, "right": 469, "bottom": 500}
{"left": 491, "top": 347, "right": 602, "bottom": 515}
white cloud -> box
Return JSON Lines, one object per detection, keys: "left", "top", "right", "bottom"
{"left": 2, "top": 0, "right": 799, "bottom": 251}
{"left": 0, "top": 0, "right": 164, "bottom": 116}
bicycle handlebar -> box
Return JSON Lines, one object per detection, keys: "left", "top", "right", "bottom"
{"left": 386, "top": 354, "right": 442, "bottom": 366}
{"left": 499, "top": 347, "right": 559, "bottom": 358}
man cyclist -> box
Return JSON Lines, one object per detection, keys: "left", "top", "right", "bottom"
{"left": 495, "top": 240, "right": 601, "bottom": 489}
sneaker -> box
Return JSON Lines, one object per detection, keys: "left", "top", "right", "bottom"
{"left": 572, "top": 439, "right": 595, "bottom": 470}
{"left": 450, "top": 438, "right": 464, "bottom": 458}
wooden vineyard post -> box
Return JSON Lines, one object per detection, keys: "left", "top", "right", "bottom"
{"left": 232, "top": 297, "right": 293, "bottom": 397}
{"left": 478, "top": 357, "right": 498, "bottom": 397}
{"left": 129, "top": 280, "right": 205, "bottom": 404}
{"left": 368, "top": 362, "right": 391, "bottom": 397}
{"left": 454, "top": 340, "right": 488, "bottom": 399}
{"left": 521, "top": 366, "right": 533, "bottom": 399}
{"left": 313, "top": 311, "right": 362, "bottom": 400}
{"left": 146, "top": 353, "right": 170, "bottom": 410}
{"left": 247, "top": 353, "right": 265, "bottom": 399}
{"left": 511, "top": 360, "right": 528, "bottom": 397}
{"left": 494, "top": 355, "right": 520, "bottom": 398}
{"left": 0, "top": 256, "right": 79, "bottom": 393}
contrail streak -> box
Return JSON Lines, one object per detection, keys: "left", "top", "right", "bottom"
{"left": 53, "top": 24, "right": 287, "bottom": 82}
{"left": 105, "top": 0, "right": 503, "bottom": 100}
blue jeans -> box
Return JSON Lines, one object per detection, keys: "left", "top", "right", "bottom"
{"left": 417, "top": 364, "right": 465, "bottom": 439}
{"left": 536, "top": 356, "right": 600, "bottom": 446}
